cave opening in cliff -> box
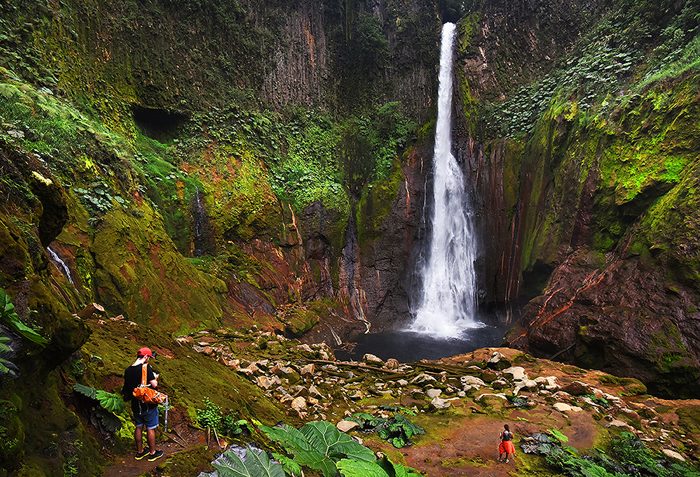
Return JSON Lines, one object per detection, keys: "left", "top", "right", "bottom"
{"left": 132, "top": 105, "right": 188, "bottom": 141}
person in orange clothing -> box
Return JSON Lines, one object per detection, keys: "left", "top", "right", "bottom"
{"left": 498, "top": 424, "right": 516, "bottom": 463}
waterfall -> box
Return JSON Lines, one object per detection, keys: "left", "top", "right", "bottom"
{"left": 193, "top": 187, "right": 206, "bottom": 257}
{"left": 410, "top": 23, "right": 480, "bottom": 339}
{"left": 47, "top": 246, "right": 75, "bottom": 285}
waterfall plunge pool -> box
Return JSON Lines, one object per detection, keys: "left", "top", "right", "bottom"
{"left": 337, "top": 309, "right": 518, "bottom": 362}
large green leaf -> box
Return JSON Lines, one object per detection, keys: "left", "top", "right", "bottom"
{"left": 261, "top": 421, "right": 376, "bottom": 477}
{"left": 272, "top": 453, "right": 302, "bottom": 476}
{"left": 391, "top": 462, "right": 423, "bottom": 477}
{"left": 73, "top": 383, "right": 97, "bottom": 399}
{"left": 213, "top": 447, "right": 285, "bottom": 477}
{"left": 300, "top": 421, "right": 376, "bottom": 463}
{"left": 261, "top": 423, "right": 336, "bottom": 476}
{"left": 337, "top": 459, "right": 390, "bottom": 477}
{"left": 0, "top": 289, "right": 48, "bottom": 346}
{"left": 95, "top": 390, "right": 125, "bottom": 413}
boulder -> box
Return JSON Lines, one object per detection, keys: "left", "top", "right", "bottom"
{"left": 553, "top": 402, "right": 583, "bottom": 413}
{"left": 479, "top": 369, "right": 499, "bottom": 383}
{"left": 662, "top": 449, "right": 686, "bottom": 462}
{"left": 296, "top": 344, "right": 314, "bottom": 354}
{"left": 309, "top": 385, "right": 324, "bottom": 398}
{"left": 606, "top": 419, "right": 634, "bottom": 431}
{"left": 256, "top": 376, "right": 273, "bottom": 389}
{"left": 461, "top": 376, "right": 486, "bottom": 387}
{"left": 561, "top": 381, "right": 592, "bottom": 396}
{"left": 291, "top": 397, "right": 307, "bottom": 412}
{"left": 426, "top": 389, "right": 442, "bottom": 398}
{"left": 535, "top": 376, "right": 559, "bottom": 391}
{"left": 502, "top": 366, "right": 527, "bottom": 381}
{"left": 300, "top": 363, "right": 316, "bottom": 376}
{"left": 430, "top": 397, "right": 451, "bottom": 410}
{"left": 487, "top": 352, "right": 511, "bottom": 370}
{"left": 384, "top": 358, "right": 400, "bottom": 370}
{"left": 337, "top": 420, "right": 360, "bottom": 433}
{"left": 363, "top": 354, "right": 384, "bottom": 365}
{"left": 411, "top": 373, "right": 437, "bottom": 385}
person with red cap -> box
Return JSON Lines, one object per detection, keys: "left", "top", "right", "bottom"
{"left": 121, "top": 347, "right": 164, "bottom": 461}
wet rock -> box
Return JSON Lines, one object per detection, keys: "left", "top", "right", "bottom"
{"left": 256, "top": 376, "right": 273, "bottom": 389}
{"left": 553, "top": 402, "right": 583, "bottom": 413}
{"left": 561, "top": 381, "right": 591, "bottom": 396}
{"left": 662, "top": 449, "right": 686, "bottom": 461}
{"left": 279, "top": 394, "right": 294, "bottom": 404}
{"left": 291, "top": 397, "right": 307, "bottom": 412}
{"left": 461, "top": 376, "right": 486, "bottom": 387}
{"left": 308, "top": 385, "right": 323, "bottom": 398}
{"left": 223, "top": 359, "right": 240, "bottom": 369}
{"left": 337, "top": 420, "right": 359, "bottom": 432}
{"left": 426, "top": 389, "right": 442, "bottom": 398}
{"left": 363, "top": 354, "right": 383, "bottom": 365}
{"left": 479, "top": 369, "right": 499, "bottom": 383}
{"left": 175, "top": 335, "right": 194, "bottom": 346}
{"left": 289, "top": 385, "right": 309, "bottom": 397}
{"left": 411, "top": 373, "right": 437, "bottom": 385}
{"left": 534, "top": 376, "right": 559, "bottom": 391}
{"left": 296, "top": 344, "right": 314, "bottom": 354}
{"left": 384, "top": 358, "right": 400, "bottom": 370}
{"left": 300, "top": 363, "right": 316, "bottom": 376}
{"left": 238, "top": 363, "right": 260, "bottom": 376}
{"left": 350, "top": 390, "right": 364, "bottom": 400}
{"left": 430, "top": 397, "right": 451, "bottom": 410}
{"left": 606, "top": 419, "right": 634, "bottom": 431}
{"left": 502, "top": 366, "right": 527, "bottom": 381}
{"left": 271, "top": 364, "right": 295, "bottom": 376}
{"left": 487, "top": 351, "right": 511, "bottom": 370}
{"left": 476, "top": 393, "right": 508, "bottom": 402}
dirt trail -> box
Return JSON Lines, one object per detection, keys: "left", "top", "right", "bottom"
{"left": 103, "top": 426, "right": 205, "bottom": 477}
{"left": 393, "top": 407, "right": 597, "bottom": 477}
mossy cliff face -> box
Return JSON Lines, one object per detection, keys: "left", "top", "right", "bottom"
{"left": 454, "top": 0, "right": 700, "bottom": 394}
{"left": 0, "top": 1, "right": 442, "bottom": 473}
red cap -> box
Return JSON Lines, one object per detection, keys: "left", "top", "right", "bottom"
{"left": 137, "top": 347, "right": 154, "bottom": 358}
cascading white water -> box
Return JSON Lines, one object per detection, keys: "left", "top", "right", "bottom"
{"left": 47, "top": 246, "right": 75, "bottom": 285}
{"left": 410, "top": 23, "right": 480, "bottom": 339}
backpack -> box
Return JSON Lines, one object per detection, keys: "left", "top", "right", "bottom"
{"left": 133, "top": 364, "right": 168, "bottom": 405}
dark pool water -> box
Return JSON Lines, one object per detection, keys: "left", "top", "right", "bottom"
{"left": 339, "top": 309, "right": 517, "bottom": 362}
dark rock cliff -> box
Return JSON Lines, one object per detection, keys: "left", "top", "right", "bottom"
{"left": 454, "top": 0, "right": 700, "bottom": 395}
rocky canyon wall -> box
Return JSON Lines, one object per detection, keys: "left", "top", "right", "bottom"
{"left": 454, "top": 0, "right": 700, "bottom": 395}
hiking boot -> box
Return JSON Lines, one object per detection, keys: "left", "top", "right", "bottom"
{"left": 148, "top": 450, "right": 164, "bottom": 462}
{"left": 135, "top": 450, "right": 149, "bottom": 460}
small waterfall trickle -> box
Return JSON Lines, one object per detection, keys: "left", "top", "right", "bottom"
{"left": 193, "top": 187, "right": 206, "bottom": 257}
{"left": 47, "top": 246, "right": 75, "bottom": 285}
{"left": 410, "top": 23, "right": 481, "bottom": 339}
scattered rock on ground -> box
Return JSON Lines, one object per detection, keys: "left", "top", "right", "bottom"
{"left": 337, "top": 420, "right": 360, "bottom": 432}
